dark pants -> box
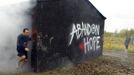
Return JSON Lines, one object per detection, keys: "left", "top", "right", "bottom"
{"left": 17, "top": 47, "right": 28, "bottom": 59}
{"left": 125, "top": 45, "right": 129, "bottom": 49}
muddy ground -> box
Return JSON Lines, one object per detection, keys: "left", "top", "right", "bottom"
{"left": 1, "top": 50, "right": 134, "bottom": 75}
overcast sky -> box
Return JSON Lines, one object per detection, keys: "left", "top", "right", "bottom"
{"left": 90, "top": 0, "right": 134, "bottom": 32}
{"left": 0, "top": 0, "right": 134, "bottom": 32}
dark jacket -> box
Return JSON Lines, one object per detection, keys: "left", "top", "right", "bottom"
{"left": 17, "top": 34, "right": 31, "bottom": 51}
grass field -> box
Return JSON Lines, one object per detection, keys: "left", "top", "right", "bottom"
{"left": 103, "top": 36, "right": 134, "bottom": 52}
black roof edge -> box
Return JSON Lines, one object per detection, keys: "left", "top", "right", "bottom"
{"left": 85, "top": 0, "right": 106, "bottom": 19}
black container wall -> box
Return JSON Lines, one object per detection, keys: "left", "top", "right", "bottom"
{"left": 31, "top": 0, "right": 106, "bottom": 72}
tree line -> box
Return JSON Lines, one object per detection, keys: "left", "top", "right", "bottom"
{"left": 104, "top": 29, "right": 134, "bottom": 38}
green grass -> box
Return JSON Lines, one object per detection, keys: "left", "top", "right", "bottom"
{"left": 103, "top": 36, "right": 134, "bottom": 53}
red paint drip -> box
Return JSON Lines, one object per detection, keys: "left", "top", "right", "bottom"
{"left": 79, "top": 42, "right": 84, "bottom": 51}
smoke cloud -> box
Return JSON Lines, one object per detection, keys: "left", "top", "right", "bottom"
{"left": 0, "top": 0, "right": 36, "bottom": 72}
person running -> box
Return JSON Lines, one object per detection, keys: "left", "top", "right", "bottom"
{"left": 124, "top": 36, "right": 131, "bottom": 50}
{"left": 17, "top": 28, "right": 31, "bottom": 69}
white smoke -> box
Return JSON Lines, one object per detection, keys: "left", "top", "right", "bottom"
{"left": 0, "top": 0, "right": 36, "bottom": 72}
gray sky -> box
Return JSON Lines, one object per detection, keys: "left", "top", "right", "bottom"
{"left": 0, "top": 0, "right": 134, "bottom": 32}
{"left": 90, "top": 0, "right": 134, "bottom": 32}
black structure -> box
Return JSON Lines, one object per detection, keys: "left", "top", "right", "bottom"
{"left": 31, "top": 0, "right": 106, "bottom": 72}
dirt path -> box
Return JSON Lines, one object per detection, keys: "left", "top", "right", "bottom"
{"left": 104, "top": 50, "right": 134, "bottom": 62}
{"left": 2, "top": 50, "right": 134, "bottom": 75}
